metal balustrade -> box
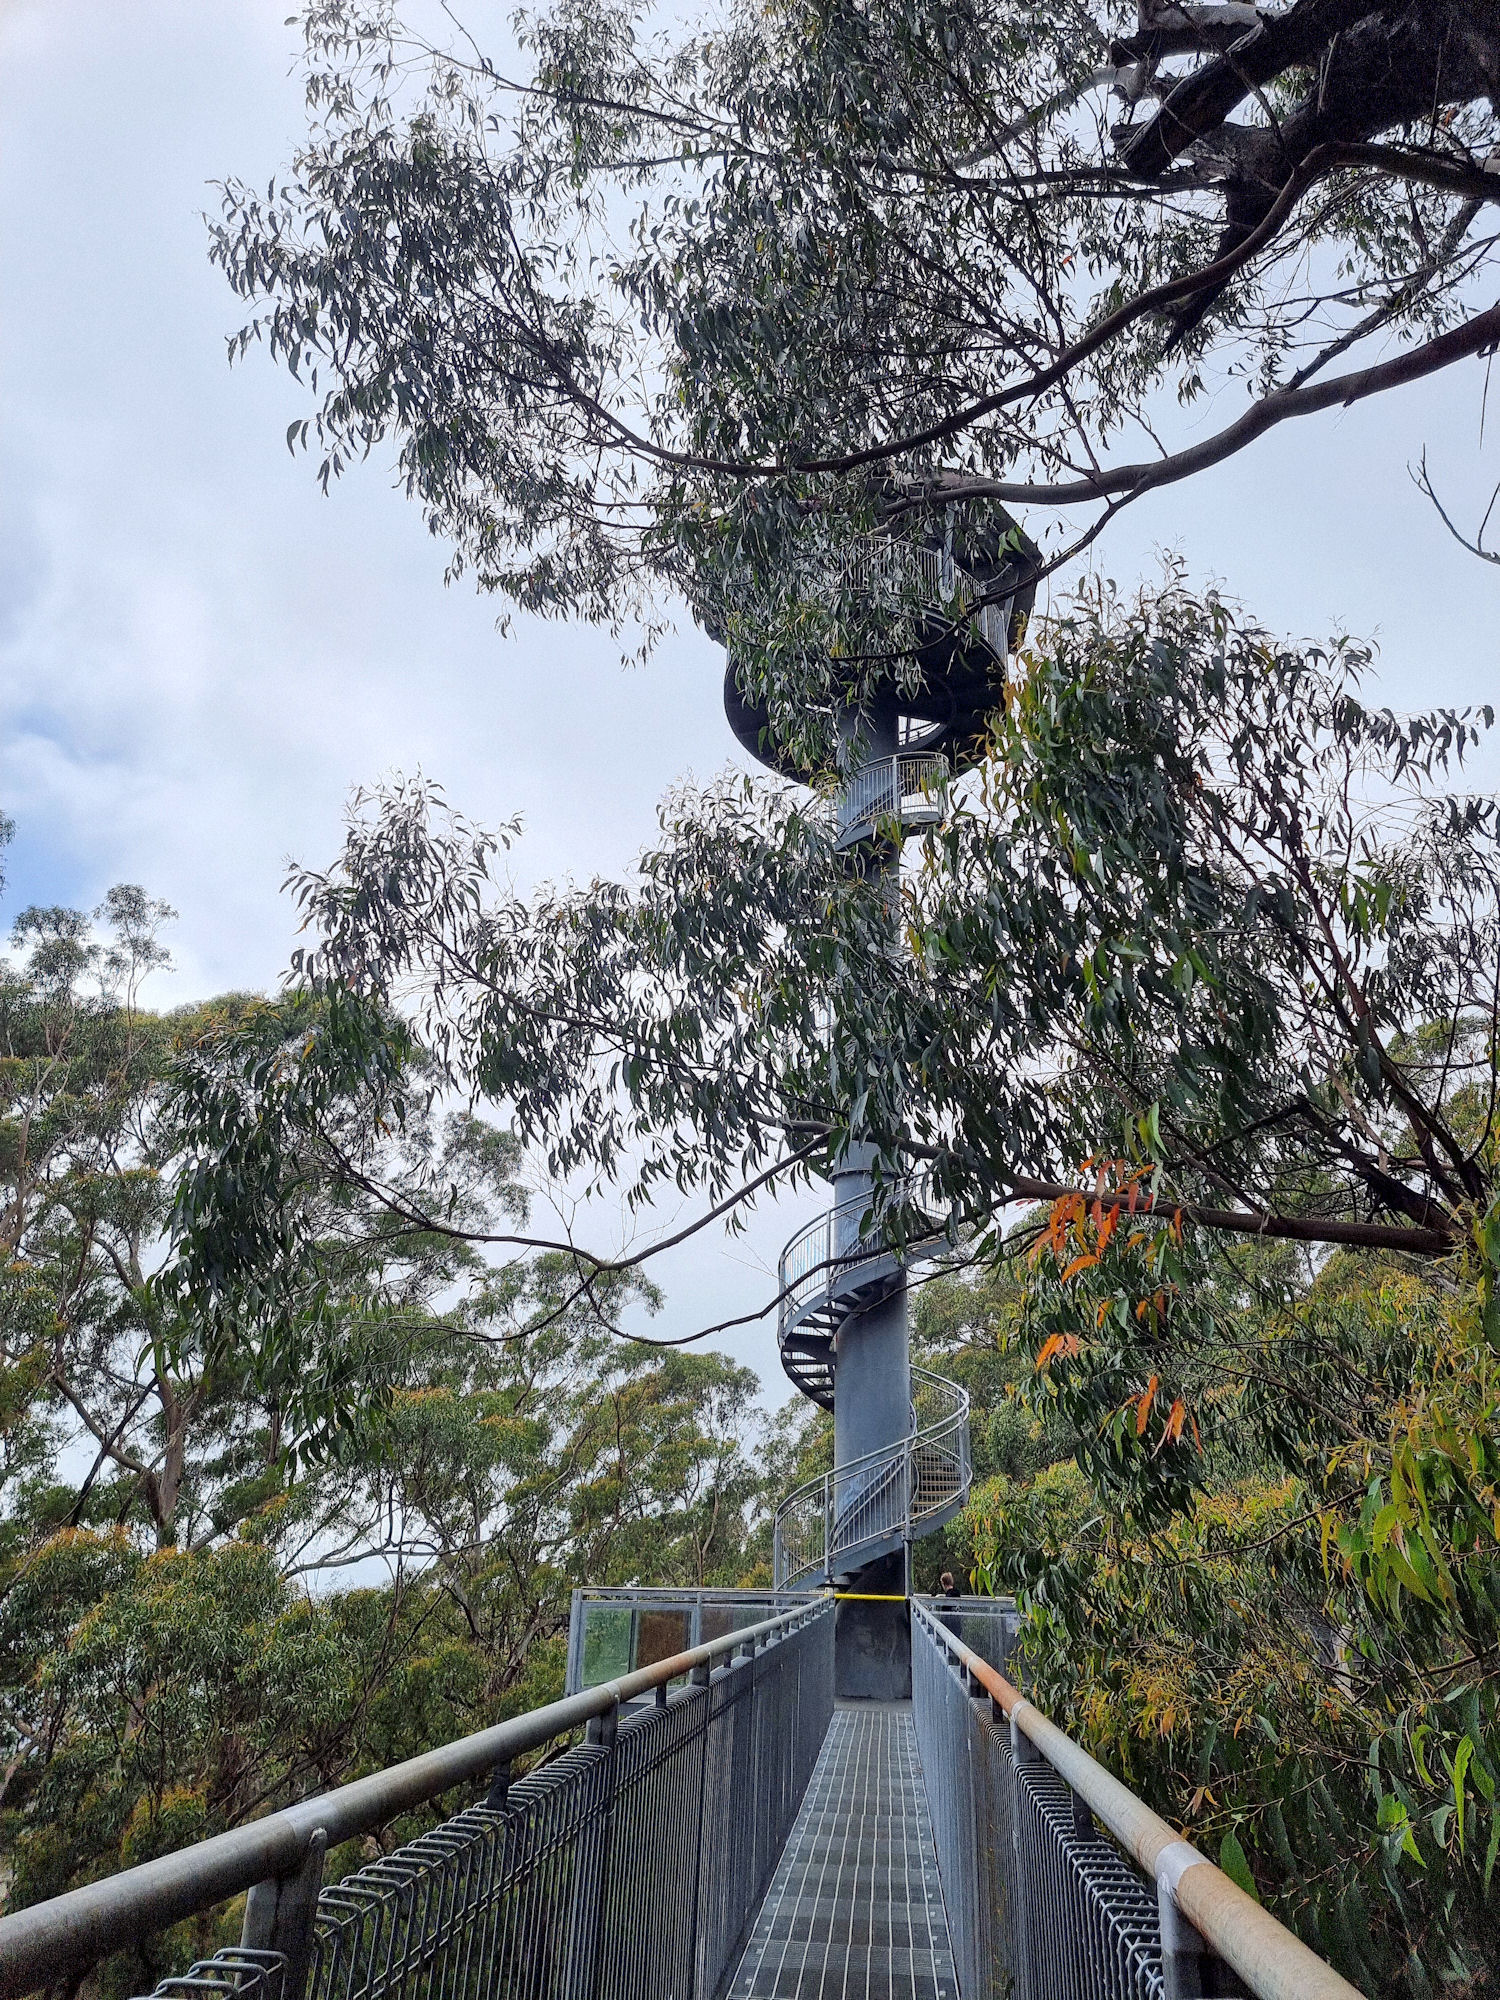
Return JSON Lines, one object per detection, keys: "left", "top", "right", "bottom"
{"left": 836, "top": 542, "right": 1019, "bottom": 661}
{"left": 0, "top": 1592, "right": 1368, "bottom": 2000}
{"left": 0, "top": 1602, "right": 834, "bottom": 2000}
{"left": 910, "top": 1599, "right": 1363, "bottom": 2000}
{"left": 773, "top": 1368, "right": 972, "bottom": 1586}
{"left": 777, "top": 1176, "right": 940, "bottom": 1353}
{"left": 834, "top": 751, "right": 949, "bottom": 852}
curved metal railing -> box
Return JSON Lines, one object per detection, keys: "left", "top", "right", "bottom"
{"left": 834, "top": 751, "right": 949, "bottom": 852}
{"left": 773, "top": 1367, "right": 971, "bottom": 1586}
{"left": 778, "top": 1175, "right": 940, "bottom": 1352}
{"left": 838, "top": 539, "right": 1023, "bottom": 661}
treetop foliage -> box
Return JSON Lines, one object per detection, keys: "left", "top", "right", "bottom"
{"left": 212, "top": 0, "right": 1500, "bottom": 708}
{"left": 174, "top": 579, "right": 1499, "bottom": 1353}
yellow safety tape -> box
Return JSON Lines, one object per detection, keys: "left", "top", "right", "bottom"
{"left": 825, "top": 1591, "right": 908, "bottom": 1602}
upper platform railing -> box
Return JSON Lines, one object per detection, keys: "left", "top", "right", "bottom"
{"left": 833, "top": 750, "right": 949, "bottom": 852}
{"left": 838, "top": 539, "right": 1022, "bottom": 663}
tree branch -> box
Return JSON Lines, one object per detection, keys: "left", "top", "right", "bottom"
{"left": 999, "top": 1174, "right": 1456, "bottom": 1255}
{"left": 929, "top": 294, "right": 1500, "bottom": 510}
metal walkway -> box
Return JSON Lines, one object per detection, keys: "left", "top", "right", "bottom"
{"left": 727, "top": 1703, "right": 960, "bottom": 2000}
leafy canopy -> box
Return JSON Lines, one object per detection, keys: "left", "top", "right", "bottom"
{"left": 213, "top": 0, "right": 1500, "bottom": 689}
{"left": 176, "top": 580, "right": 1499, "bottom": 1353}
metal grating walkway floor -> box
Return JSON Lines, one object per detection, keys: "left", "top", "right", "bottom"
{"left": 727, "top": 1702, "right": 959, "bottom": 2000}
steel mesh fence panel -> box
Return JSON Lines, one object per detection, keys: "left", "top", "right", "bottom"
{"left": 142, "top": 1953, "right": 287, "bottom": 2000}
{"left": 912, "top": 1613, "right": 1163, "bottom": 2000}
{"left": 310, "top": 1746, "right": 613, "bottom": 2000}
{"left": 129, "top": 1612, "right": 834, "bottom": 2000}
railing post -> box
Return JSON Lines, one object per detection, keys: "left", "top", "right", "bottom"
{"left": 240, "top": 1827, "right": 326, "bottom": 2000}
{"left": 1155, "top": 1843, "right": 1223, "bottom": 2000}
{"left": 569, "top": 1692, "right": 620, "bottom": 2000}
{"left": 1007, "top": 1711, "right": 1044, "bottom": 2000}
{"left": 686, "top": 1655, "right": 715, "bottom": 1998}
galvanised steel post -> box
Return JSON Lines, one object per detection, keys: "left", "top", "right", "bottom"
{"left": 1009, "top": 1709, "right": 1044, "bottom": 2000}
{"left": 829, "top": 699, "right": 911, "bottom": 1494}
{"left": 578, "top": 1692, "right": 620, "bottom": 2000}
{"left": 687, "top": 1657, "right": 713, "bottom": 1998}
{"left": 240, "top": 1827, "right": 326, "bottom": 2000}
{"left": 828, "top": 696, "right": 915, "bottom": 1694}
{"left": 1155, "top": 1843, "right": 1230, "bottom": 2000}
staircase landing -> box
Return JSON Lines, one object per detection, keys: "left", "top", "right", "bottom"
{"left": 727, "top": 1702, "right": 959, "bottom": 2000}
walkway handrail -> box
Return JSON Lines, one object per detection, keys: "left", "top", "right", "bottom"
{"left": 774, "top": 1368, "right": 970, "bottom": 1585}
{"left": 911, "top": 1599, "right": 1364, "bottom": 2000}
{"left": 0, "top": 1599, "right": 832, "bottom": 1999}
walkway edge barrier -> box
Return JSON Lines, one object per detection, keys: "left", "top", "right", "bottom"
{"left": 0, "top": 1600, "right": 831, "bottom": 1999}
{"left": 911, "top": 1599, "right": 1365, "bottom": 2000}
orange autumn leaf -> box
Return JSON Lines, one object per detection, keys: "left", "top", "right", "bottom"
{"left": 1059, "top": 1251, "right": 1099, "bottom": 1284}
{"left": 1135, "top": 1374, "right": 1160, "bottom": 1436}
{"left": 1035, "top": 1332, "right": 1081, "bottom": 1371}
{"left": 1154, "top": 1398, "right": 1187, "bottom": 1454}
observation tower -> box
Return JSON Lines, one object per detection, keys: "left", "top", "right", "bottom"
{"left": 719, "top": 511, "right": 1038, "bottom": 1696}
{"left": 2, "top": 507, "right": 1368, "bottom": 2000}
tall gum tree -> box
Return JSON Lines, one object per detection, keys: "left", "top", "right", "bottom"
{"left": 211, "top": 0, "right": 1500, "bottom": 702}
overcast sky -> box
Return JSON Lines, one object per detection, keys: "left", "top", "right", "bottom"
{"left": 3, "top": 0, "right": 1498, "bottom": 1395}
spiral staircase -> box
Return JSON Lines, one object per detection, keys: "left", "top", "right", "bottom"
{"left": 717, "top": 510, "right": 1039, "bottom": 1596}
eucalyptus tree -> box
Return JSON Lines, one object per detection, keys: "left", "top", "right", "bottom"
{"left": 213, "top": 0, "right": 1500, "bottom": 722}
{"left": 0, "top": 888, "right": 773, "bottom": 1579}
{"left": 175, "top": 578, "right": 1500, "bottom": 1349}
{"left": 0, "top": 890, "right": 502, "bottom": 1555}
{"left": 0, "top": 893, "right": 777, "bottom": 1964}
{"left": 164, "top": 580, "right": 1500, "bottom": 1988}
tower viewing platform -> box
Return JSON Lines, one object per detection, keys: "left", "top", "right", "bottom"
{"left": 723, "top": 509, "right": 1038, "bottom": 1699}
